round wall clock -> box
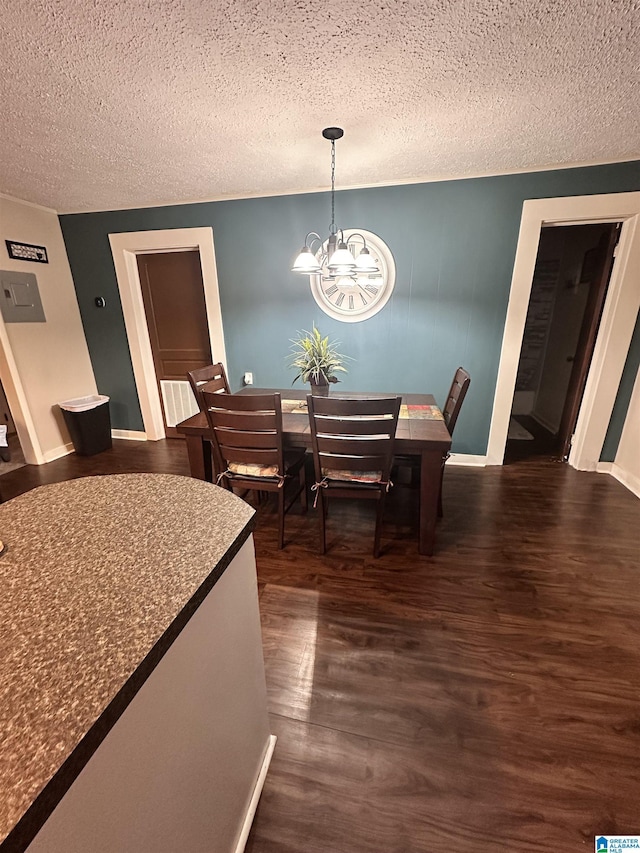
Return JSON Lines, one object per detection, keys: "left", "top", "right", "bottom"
{"left": 309, "top": 229, "right": 396, "bottom": 323}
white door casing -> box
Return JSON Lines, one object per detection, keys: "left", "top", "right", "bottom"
{"left": 487, "top": 192, "right": 640, "bottom": 470}
{"left": 109, "top": 228, "right": 226, "bottom": 441}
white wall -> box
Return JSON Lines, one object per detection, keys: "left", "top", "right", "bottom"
{"left": 0, "top": 195, "right": 97, "bottom": 462}
{"left": 0, "top": 196, "right": 97, "bottom": 463}
{"left": 612, "top": 366, "right": 640, "bottom": 498}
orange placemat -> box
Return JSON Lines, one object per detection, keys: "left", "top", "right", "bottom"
{"left": 400, "top": 404, "right": 444, "bottom": 420}
{"left": 282, "top": 399, "right": 443, "bottom": 420}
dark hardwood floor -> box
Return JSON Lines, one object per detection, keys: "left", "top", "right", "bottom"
{"left": 2, "top": 439, "right": 639, "bottom": 851}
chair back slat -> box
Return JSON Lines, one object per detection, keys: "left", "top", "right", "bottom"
{"left": 206, "top": 409, "right": 278, "bottom": 431}
{"left": 187, "top": 363, "right": 230, "bottom": 410}
{"left": 315, "top": 436, "right": 395, "bottom": 458}
{"left": 208, "top": 394, "right": 278, "bottom": 412}
{"left": 214, "top": 430, "right": 278, "bottom": 450}
{"left": 220, "top": 447, "right": 281, "bottom": 467}
{"left": 317, "top": 453, "right": 391, "bottom": 472}
{"left": 312, "top": 414, "right": 398, "bottom": 436}
{"left": 442, "top": 367, "right": 471, "bottom": 435}
{"left": 200, "top": 375, "right": 228, "bottom": 394}
{"left": 310, "top": 396, "right": 399, "bottom": 416}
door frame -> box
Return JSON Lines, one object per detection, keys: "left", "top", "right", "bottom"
{"left": 109, "top": 227, "right": 227, "bottom": 441}
{"left": 487, "top": 191, "right": 640, "bottom": 470}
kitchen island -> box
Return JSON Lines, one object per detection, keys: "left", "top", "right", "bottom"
{"left": 0, "top": 474, "right": 273, "bottom": 853}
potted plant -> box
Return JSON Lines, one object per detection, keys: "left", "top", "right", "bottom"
{"left": 288, "top": 326, "right": 350, "bottom": 395}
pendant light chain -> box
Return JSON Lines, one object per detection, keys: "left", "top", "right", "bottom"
{"left": 291, "top": 127, "right": 381, "bottom": 278}
{"left": 330, "top": 139, "right": 336, "bottom": 236}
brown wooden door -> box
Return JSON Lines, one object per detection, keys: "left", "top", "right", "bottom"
{"left": 137, "top": 250, "right": 212, "bottom": 437}
{"left": 557, "top": 223, "right": 621, "bottom": 460}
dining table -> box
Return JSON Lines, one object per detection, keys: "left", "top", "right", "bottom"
{"left": 176, "top": 387, "right": 452, "bottom": 556}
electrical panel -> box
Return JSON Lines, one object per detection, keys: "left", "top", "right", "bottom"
{"left": 0, "top": 270, "right": 46, "bottom": 323}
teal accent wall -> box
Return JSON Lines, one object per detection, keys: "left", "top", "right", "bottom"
{"left": 59, "top": 160, "right": 640, "bottom": 454}
{"left": 600, "top": 308, "right": 640, "bottom": 462}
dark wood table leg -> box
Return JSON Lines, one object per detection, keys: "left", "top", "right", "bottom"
{"left": 203, "top": 439, "right": 213, "bottom": 482}
{"left": 419, "top": 448, "right": 442, "bottom": 556}
{"left": 185, "top": 435, "right": 212, "bottom": 482}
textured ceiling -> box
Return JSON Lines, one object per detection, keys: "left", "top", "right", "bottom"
{"left": 1, "top": 0, "right": 639, "bottom": 213}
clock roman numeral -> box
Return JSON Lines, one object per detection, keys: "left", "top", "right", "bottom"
{"left": 324, "top": 283, "right": 338, "bottom": 297}
{"left": 364, "top": 284, "right": 379, "bottom": 296}
{"left": 348, "top": 295, "right": 354, "bottom": 311}
{"left": 360, "top": 293, "right": 368, "bottom": 306}
{"left": 335, "top": 292, "right": 345, "bottom": 307}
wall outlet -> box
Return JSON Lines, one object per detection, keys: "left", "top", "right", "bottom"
{"left": 243, "top": 372, "right": 253, "bottom": 385}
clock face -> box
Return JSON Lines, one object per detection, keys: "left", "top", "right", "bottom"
{"left": 310, "top": 229, "right": 395, "bottom": 323}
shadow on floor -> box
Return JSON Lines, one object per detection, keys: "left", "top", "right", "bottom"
{"left": 503, "top": 414, "right": 563, "bottom": 465}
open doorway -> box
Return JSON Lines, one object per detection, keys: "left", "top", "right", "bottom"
{"left": 506, "top": 222, "right": 620, "bottom": 464}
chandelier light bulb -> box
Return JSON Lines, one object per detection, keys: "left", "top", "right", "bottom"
{"left": 292, "top": 246, "right": 322, "bottom": 274}
{"left": 328, "top": 242, "right": 356, "bottom": 273}
{"left": 354, "top": 247, "right": 380, "bottom": 273}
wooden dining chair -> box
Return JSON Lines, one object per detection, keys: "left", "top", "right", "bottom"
{"left": 437, "top": 366, "right": 470, "bottom": 514}
{"left": 442, "top": 367, "right": 471, "bottom": 437}
{"left": 202, "top": 391, "right": 307, "bottom": 549}
{"left": 187, "top": 362, "right": 230, "bottom": 411}
{"left": 395, "top": 366, "right": 471, "bottom": 516}
{"left": 307, "top": 394, "right": 401, "bottom": 558}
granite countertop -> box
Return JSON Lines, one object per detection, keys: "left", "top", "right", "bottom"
{"left": 0, "top": 474, "right": 255, "bottom": 850}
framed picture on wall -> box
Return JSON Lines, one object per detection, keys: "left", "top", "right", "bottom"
{"left": 5, "top": 240, "right": 48, "bottom": 264}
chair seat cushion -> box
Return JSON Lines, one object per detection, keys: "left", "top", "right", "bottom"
{"left": 322, "top": 468, "right": 383, "bottom": 483}
{"left": 228, "top": 461, "right": 279, "bottom": 478}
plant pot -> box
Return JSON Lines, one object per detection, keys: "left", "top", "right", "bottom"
{"left": 309, "top": 378, "right": 330, "bottom": 397}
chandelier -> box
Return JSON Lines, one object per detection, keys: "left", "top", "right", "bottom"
{"left": 291, "top": 127, "right": 380, "bottom": 279}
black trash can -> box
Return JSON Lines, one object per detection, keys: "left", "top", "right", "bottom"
{"left": 59, "top": 395, "right": 112, "bottom": 456}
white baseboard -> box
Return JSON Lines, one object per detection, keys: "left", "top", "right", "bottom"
{"left": 596, "top": 462, "right": 640, "bottom": 499}
{"left": 38, "top": 432, "right": 146, "bottom": 464}
{"left": 43, "top": 442, "right": 75, "bottom": 463}
{"left": 447, "top": 453, "right": 487, "bottom": 467}
{"left": 111, "top": 429, "right": 147, "bottom": 441}
{"left": 233, "top": 734, "right": 277, "bottom": 853}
